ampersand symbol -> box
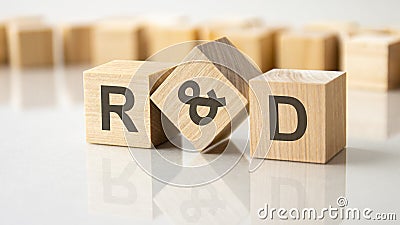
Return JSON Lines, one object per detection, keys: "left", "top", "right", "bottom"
{"left": 178, "top": 80, "right": 226, "bottom": 126}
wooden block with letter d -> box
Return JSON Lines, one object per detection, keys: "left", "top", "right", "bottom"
{"left": 7, "top": 24, "right": 54, "bottom": 68}
{"left": 84, "top": 60, "right": 175, "bottom": 148}
{"left": 277, "top": 31, "right": 338, "bottom": 70}
{"left": 344, "top": 34, "right": 400, "bottom": 91}
{"left": 151, "top": 37, "right": 261, "bottom": 151}
{"left": 62, "top": 23, "right": 92, "bottom": 65}
{"left": 250, "top": 69, "right": 346, "bottom": 163}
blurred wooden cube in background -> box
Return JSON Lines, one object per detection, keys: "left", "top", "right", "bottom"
{"left": 91, "top": 19, "right": 145, "bottom": 66}
{"left": 0, "top": 23, "right": 6, "bottom": 64}
{"left": 62, "top": 23, "right": 92, "bottom": 65}
{"left": 210, "top": 26, "right": 285, "bottom": 72}
{"left": 198, "top": 17, "right": 264, "bottom": 40}
{"left": 7, "top": 24, "right": 54, "bottom": 68}
{"left": 304, "top": 21, "right": 359, "bottom": 70}
{"left": 144, "top": 21, "right": 199, "bottom": 62}
{"left": 304, "top": 21, "right": 359, "bottom": 35}
{"left": 277, "top": 31, "right": 338, "bottom": 71}
{"left": 387, "top": 26, "right": 400, "bottom": 37}
{"left": 1, "top": 15, "right": 44, "bottom": 65}
{"left": 344, "top": 34, "right": 400, "bottom": 91}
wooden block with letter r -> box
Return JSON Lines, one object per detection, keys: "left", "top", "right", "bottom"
{"left": 84, "top": 60, "right": 175, "bottom": 148}
{"left": 277, "top": 31, "right": 338, "bottom": 71}
{"left": 344, "top": 34, "right": 400, "bottom": 91}
{"left": 151, "top": 37, "right": 261, "bottom": 151}
{"left": 7, "top": 24, "right": 54, "bottom": 68}
{"left": 250, "top": 69, "right": 346, "bottom": 163}
{"left": 62, "top": 23, "right": 92, "bottom": 65}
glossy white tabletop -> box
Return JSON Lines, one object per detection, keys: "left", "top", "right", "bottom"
{"left": 0, "top": 66, "right": 399, "bottom": 225}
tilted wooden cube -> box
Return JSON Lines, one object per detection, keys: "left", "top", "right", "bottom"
{"left": 84, "top": 60, "right": 175, "bottom": 148}
{"left": 250, "top": 69, "right": 346, "bottom": 163}
{"left": 344, "top": 34, "right": 400, "bottom": 91}
{"left": 91, "top": 20, "right": 145, "bottom": 65}
{"left": 210, "top": 26, "right": 285, "bottom": 72}
{"left": 144, "top": 22, "right": 199, "bottom": 62}
{"left": 0, "top": 23, "right": 6, "bottom": 64}
{"left": 62, "top": 23, "right": 92, "bottom": 65}
{"left": 151, "top": 37, "right": 261, "bottom": 151}
{"left": 7, "top": 24, "right": 54, "bottom": 68}
{"left": 277, "top": 31, "right": 338, "bottom": 71}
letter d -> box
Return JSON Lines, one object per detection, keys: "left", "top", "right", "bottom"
{"left": 269, "top": 95, "right": 307, "bottom": 141}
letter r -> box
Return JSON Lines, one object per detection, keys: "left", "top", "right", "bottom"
{"left": 101, "top": 85, "right": 138, "bottom": 132}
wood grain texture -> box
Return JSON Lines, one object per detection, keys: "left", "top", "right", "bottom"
{"left": 84, "top": 60, "right": 175, "bottom": 148}
{"left": 151, "top": 38, "right": 259, "bottom": 151}
{"left": 277, "top": 31, "right": 338, "bottom": 71}
{"left": 62, "top": 23, "right": 92, "bottom": 64}
{"left": 210, "top": 26, "right": 286, "bottom": 72}
{"left": 250, "top": 69, "right": 346, "bottom": 163}
{"left": 7, "top": 24, "right": 54, "bottom": 68}
{"left": 344, "top": 34, "right": 400, "bottom": 91}
{"left": 91, "top": 20, "right": 145, "bottom": 66}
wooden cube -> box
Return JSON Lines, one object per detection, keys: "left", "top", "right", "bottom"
{"left": 304, "top": 21, "right": 359, "bottom": 70}
{"left": 277, "top": 31, "right": 338, "bottom": 71}
{"left": 304, "top": 21, "right": 359, "bottom": 35}
{"left": 0, "top": 23, "right": 6, "bottom": 64}
{"left": 1, "top": 16, "right": 44, "bottom": 65}
{"left": 91, "top": 20, "right": 145, "bottom": 65}
{"left": 83, "top": 60, "right": 175, "bottom": 148}
{"left": 386, "top": 26, "right": 400, "bottom": 37}
{"left": 7, "top": 24, "right": 54, "bottom": 68}
{"left": 62, "top": 23, "right": 92, "bottom": 64}
{"left": 144, "top": 23, "right": 199, "bottom": 62}
{"left": 198, "top": 17, "right": 263, "bottom": 40}
{"left": 210, "top": 26, "right": 285, "bottom": 72}
{"left": 151, "top": 38, "right": 261, "bottom": 151}
{"left": 250, "top": 69, "right": 346, "bottom": 163}
{"left": 344, "top": 34, "right": 400, "bottom": 91}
